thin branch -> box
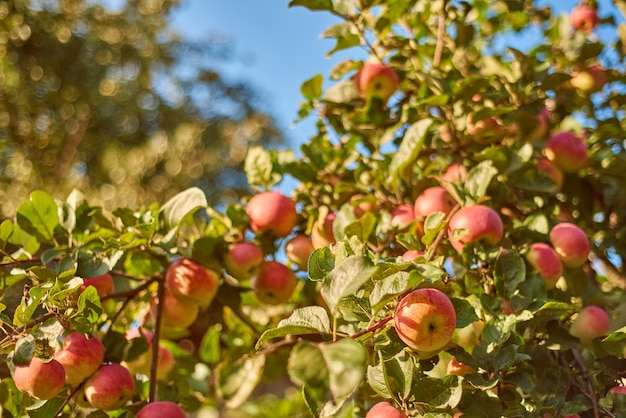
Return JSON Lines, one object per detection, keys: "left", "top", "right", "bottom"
{"left": 148, "top": 278, "right": 166, "bottom": 402}
{"left": 433, "top": 3, "right": 447, "bottom": 67}
{"left": 0, "top": 312, "right": 56, "bottom": 347}
{"left": 349, "top": 315, "right": 393, "bottom": 339}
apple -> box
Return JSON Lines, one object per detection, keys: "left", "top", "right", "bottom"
{"left": 609, "top": 386, "right": 626, "bottom": 395}
{"left": 549, "top": 222, "right": 590, "bottom": 268}
{"left": 391, "top": 204, "right": 417, "bottom": 229}
{"left": 136, "top": 401, "right": 187, "bottom": 418}
{"left": 466, "top": 112, "right": 503, "bottom": 144}
{"left": 311, "top": 213, "right": 336, "bottom": 249}
{"left": 246, "top": 191, "right": 298, "bottom": 237}
{"left": 150, "top": 290, "right": 199, "bottom": 329}
{"left": 394, "top": 288, "right": 456, "bottom": 352}
{"left": 569, "top": 305, "right": 611, "bottom": 341}
{"left": 441, "top": 163, "right": 468, "bottom": 184}
{"left": 354, "top": 62, "right": 399, "bottom": 102}
{"left": 13, "top": 357, "right": 66, "bottom": 400}
{"left": 350, "top": 194, "right": 379, "bottom": 218}
{"left": 448, "top": 205, "right": 504, "bottom": 252}
{"left": 165, "top": 258, "right": 219, "bottom": 307}
{"left": 122, "top": 328, "right": 175, "bottom": 380}
{"left": 285, "top": 234, "right": 314, "bottom": 270}
{"left": 537, "top": 157, "right": 564, "bottom": 190}
{"left": 365, "top": 401, "right": 407, "bottom": 418}
{"left": 251, "top": 260, "right": 298, "bottom": 305}
{"left": 401, "top": 250, "right": 424, "bottom": 262}
{"left": 447, "top": 357, "right": 475, "bottom": 376}
{"left": 570, "top": 65, "right": 607, "bottom": 94}
{"left": 80, "top": 273, "right": 114, "bottom": 297}
{"left": 224, "top": 242, "right": 264, "bottom": 281}
{"left": 53, "top": 332, "right": 105, "bottom": 385}
{"left": 414, "top": 187, "right": 455, "bottom": 220}
{"left": 84, "top": 363, "right": 135, "bottom": 411}
{"left": 571, "top": 5, "right": 599, "bottom": 32}
{"left": 545, "top": 132, "right": 588, "bottom": 173}
{"left": 451, "top": 320, "right": 484, "bottom": 352}
{"left": 526, "top": 242, "right": 563, "bottom": 287}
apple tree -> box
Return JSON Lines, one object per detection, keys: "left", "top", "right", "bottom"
{"left": 1, "top": 0, "right": 626, "bottom": 417}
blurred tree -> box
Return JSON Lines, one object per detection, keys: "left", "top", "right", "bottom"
{"left": 0, "top": 0, "right": 282, "bottom": 216}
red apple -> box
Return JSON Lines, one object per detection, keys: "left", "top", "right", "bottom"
{"left": 251, "top": 260, "right": 298, "bottom": 305}
{"left": 569, "top": 305, "right": 611, "bottom": 341}
{"left": 448, "top": 205, "right": 504, "bottom": 252}
{"left": 150, "top": 290, "right": 199, "bottom": 329}
{"left": 571, "top": 5, "right": 599, "bottom": 32}
{"left": 526, "top": 243, "right": 563, "bottom": 287}
{"left": 391, "top": 204, "right": 416, "bottom": 228}
{"left": 537, "top": 157, "right": 564, "bottom": 190}
{"left": 137, "top": 401, "right": 187, "bottom": 418}
{"left": 80, "top": 273, "right": 114, "bottom": 297}
{"left": 122, "top": 329, "right": 174, "bottom": 380}
{"left": 466, "top": 113, "right": 503, "bottom": 144}
{"left": 354, "top": 62, "right": 399, "bottom": 102}
{"left": 549, "top": 222, "right": 590, "bottom": 268}
{"left": 165, "top": 258, "right": 219, "bottom": 307}
{"left": 570, "top": 65, "right": 607, "bottom": 94}
{"left": 545, "top": 132, "right": 588, "bottom": 173}
{"left": 84, "top": 363, "right": 135, "bottom": 411}
{"left": 13, "top": 357, "right": 66, "bottom": 400}
{"left": 351, "top": 194, "right": 379, "bottom": 218}
{"left": 285, "top": 234, "right": 315, "bottom": 270}
{"left": 441, "top": 163, "right": 468, "bottom": 184}
{"left": 401, "top": 250, "right": 424, "bottom": 262}
{"left": 311, "top": 213, "right": 336, "bottom": 249}
{"left": 610, "top": 386, "right": 626, "bottom": 395}
{"left": 394, "top": 288, "right": 456, "bottom": 352}
{"left": 414, "top": 187, "right": 455, "bottom": 220}
{"left": 447, "top": 357, "right": 475, "bottom": 376}
{"left": 246, "top": 191, "right": 298, "bottom": 237}
{"left": 366, "top": 401, "right": 407, "bottom": 418}
{"left": 224, "top": 242, "right": 264, "bottom": 281}
{"left": 53, "top": 332, "right": 104, "bottom": 385}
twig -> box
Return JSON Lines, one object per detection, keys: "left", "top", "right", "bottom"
{"left": 571, "top": 348, "right": 613, "bottom": 418}
{"left": 349, "top": 315, "right": 393, "bottom": 339}
{"left": 0, "top": 312, "right": 56, "bottom": 346}
{"left": 433, "top": 3, "right": 447, "bottom": 67}
{"left": 148, "top": 278, "right": 166, "bottom": 402}
{"left": 425, "top": 204, "right": 460, "bottom": 262}
{"left": 54, "top": 382, "right": 84, "bottom": 417}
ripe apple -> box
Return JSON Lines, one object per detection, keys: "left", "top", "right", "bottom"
{"left": 394, "top": 288, "right": 456, "bottom": 352}
{"left": 223, "top": 242, "right": 264, "bottom": 281}
{"left": 570, "top": 65, "right": 607, "bottom": 94}
{"left": 311, "top": 213, "right": 336, "bottom": 249}
{"left": 53, "top": 332, "right": 105, "bottom": 385}
{"left": 545, "top": 132, "right": 588, "bottom": 173}
{"left": 569, "top": 305, "right": 611, "bottom": 341}
{"left": 414, "top": 186, "right": 455, "bottom": 220}
{"left": 401, "top": 250, "right": 424, "bottom": 262}
{"left": 84, "top": 363, "right": 135, "bottom": 411}
{"left": 570, "top": 5, "right": 599, "bottom": 32}
{"left": 537, "top": 157, "right": 564, "bottom": 190}
{"left": 251, "top": 260, "right": 298, "bottom": 305}
{"left": 165, "top": 258, "right": 219, "bottom": 307}
{"left": 447, "top": 357, "right": 475, "bottom": 376}
{"left": 136, "top": 401, "right": 187, "bottom": 418}
{"left": 350, "top": 194, "right": 379, "bottom": 218}
{"left": 285, "top": 234, "right": 315, "bottom": 270}
{"left": 448, "top": 205, "right": 504, "bottom": 252}
{"left": 466, "top": 112, "right": 503, "bottom": 144}
{"left": 391, "top": 204, "right": 416, "bottom": 229}
{"left": 80, "top": 273, "right": 114, "bottom": 297}
{"left": 441, "top": 163, "right": 468, "bottom": 184}
{"left": 610, "top": 386, "right": 626, "bottom": 395}
{"left": 549, "top": 222, "right": 590, "bottom": 268}
{"left": 354, "top": 62, "right": 399, "bottom": 102}
{"left": 13, "top": 357, "right": 66, "bottom": 400}
{"left": 365, "top": 401, "right": 407, "bottom": 418}
{"left": 150, "top": 290, "right": 199, "bottom": 329}
{"left": 246, "top": 191, "right": 298, "bottom": 237}
{"left": 526, "top": 242, "right": 563, "bottom": 287}
{"left": 122, "top": 328, "right": 174, "bottom": 380}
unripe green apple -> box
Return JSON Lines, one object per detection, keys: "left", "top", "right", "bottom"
{"left": 569, "top": 305, "right": 611, "bottom": 341}
{"left": 354, "top": 62, "right": 399, "bottom": 102}
{"left": 311, "top": 213, "right": 336, "bottom": 249}
{"left": 448, "top": 205, "right": 504, "bottom": 252}
{"left": 526, "top": 242, "right": 563, "bottom": 287}
{"left": 84, "top": 363, "right": 135, "bottom": 411}
{"left": 571, "top": 5, "right": 599, "bottom": 32}
{"left": 246, "top": 191, "right": 298, "bottom": 237}
{"left": 365, "top": 401, "right": 407, "bottom": 418}
{"left": 466, "top": 112, "right": 503, "bottom": 144}
{"left": 394, "top": 288, "right": 456, "bottom": 352}
{"left": 285, "top": 234, "right": 314, "bottom": 270}
{"left": 136, "top": 401, "right": 187, "bottom": 418}
{"left": 447, "top": 357, "right": 475, "bottom": 376}
{"left": 414, "top": 186, "right": 455, "bottom": 220}
{"left": 549, "top": 222, "right": 590, "bottom": 268}
{"left": 150, "top": 290, "right": 199, "bottom": 329}
{"left": 224, "top": 242, "right": 264, "bottom": 281}
{"left": 53, "top": 332, "right": 104, "bottom": 385}
{"left": 13, "top": 357, "right": 66, "bottom": 400}
{"left": 451, "top": 320, "right": 484, "bottom": 352}
{"left": 165, "top": 258, "right": 219, "bottom": 307}
{"left": 537, "top": 157, "right": 564, "bottom": 190}
{"left": 251, "top": 260, "right": 298, "bottom": 305}
{"left": 545, "top": 132, "right": 588, "bottom": 173}
{"left": 80, "top": 273, "right": 114, "bottom": 297}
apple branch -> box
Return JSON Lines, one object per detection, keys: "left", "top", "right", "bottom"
{"left": 148, "top": 276, "right": 166, "bottom": 402}
{"left": 433, "top": 1, "right": 448, "bottom": 68}
{"left": 571, "top": 348, "right": 614, "bottom": 418}
{"left": 349, "top": 315, "right": 393, "bottom": 340}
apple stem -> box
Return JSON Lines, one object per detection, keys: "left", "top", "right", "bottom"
{"left": 148, "top": 277, "right": 166, "bottom": 402}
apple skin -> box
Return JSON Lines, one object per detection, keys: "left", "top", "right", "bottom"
{"left": 447, "top": 357, "right": 475, "bottom": 376}
{"left": 441, "top": 163, "right": 468, "bottom": 184}
{"left": 570, "top": 65, "right": 607, "bottom": 93}
{"left": 13, "top": 357, "right": 66, "bottom": 400}
{"left": 285, "top": 234, "right": 315, "bottom": 270}
{"left": 165, "top": 258, "right": 219, "bottom": 307}
{"left": 136, "top": 401, "right": 187, "bottom": 418}
{"left": 246, "top": 191, "right": 298, "bottom": 237}
{"left": 610, "top": 386, "right": 626, "bottom": 395}
{"left": 251, "top": 261, "right": 298, "bottom": 305}
{"left": 350, "top": 194, "right": 379, "bottom": 218}
{"left": 84, "top": 363, "right": 135, "bottom": 411}
{"left": 365, "top": 401, "right": 407, "bottom": 418}
{"left": 571, "top": 5, "right": 599, "bottom": 32}
{"left": 545, "top": 132, "right": 588, "bottom": 173}
{"left": 401, "top": 250, "right": 424, "bottom": 262}
{"left": 394, "top": 288, "right": 456, "bottom": 352}
{"left": 549, "top": 222, "right": 590, "bottom": 268}
{"left": 224, "top": 242, "right": 264, "bottom": 281}
{"left": 569, "top": 305, "right": 611, "bottom": 341}
{"left": 311, "top": 213, "right": 336, "bottom": 249}
{"left": 537, "top": 157, "right": 564, "bottom": 190}
{"left": 53, "top": 332, "right": 105, "bottom": 385}
{"left": 448, "top": 205, "right": 504, "bottom": 252}
{"left": 122, "top": 329, "right": 174, "bottom": 380}
{"left": 526, "top": 242, "right": 563, "bottom": 287}
{"left": 391, "top": 204, "right": 416, "bottom": 229}
{"left": 354, "top": 62, "right": 399, "bottom": 102}
{"left": 414, "top": 186, "right": 455, "bottom": 220}
{"left": 150, "top": 290, "right": 199, "bottom": 329}
{"left": 80, "top": 273, "right": 114, "bottom": 297}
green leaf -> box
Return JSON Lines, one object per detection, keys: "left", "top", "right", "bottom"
{"left": 16, "top": 191, "right": 60, "bottom": 243}
{"left": 288, "top": 0, "right": 333, "bottom": 11}
{"left": 26, "top": 397, "right": 66, "bottom": 417}
{"left": 369, "top": 271, "right": 417, "bottom": 311}
{"left": 256, "top": 306, "right": 332, "bottom": 348}
{"left": 464, "top": 160, "right": 498, "bottom": 202}
{"left": 388, "top": 119, "right": 434, "bottom": 191}
{"left": 308, "top": 247, "right": 335, "bottom": 281}
{"left": 77, "top": 286, "right": 103, "bottom": 324}
{"left": 421, "top": 212, "right": 447, "bottom": 247}
{"left": 0, "top": 219, "right": 14, "bottom": 251}
{"left": 11, "top": 335, "right": 36, "bottom": 366}
{"left": 14, "top": 285, "right": 50, "bottom": 326}
{"left": 159, "top": 187, "right": 208, "bottom": 231}
{"left": 451, "top": 297, "right": 480, "bottom": 328}
{"left": 217, "top": 354, "right": 266, "bottom": 409}
{"left": 412, "top": 375, "right": 462, "bottom": 410}
{"left": 301, "top": 74, "right": 324, "bottom": 101}
{"left": 494, "top": 249, "right": 526, "bottom": 299}
{"left": 321, "top": 22, "right": 361, "bottom": 57}
{"left": 321, "top": 255, "right": 377, "bottom": 314}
